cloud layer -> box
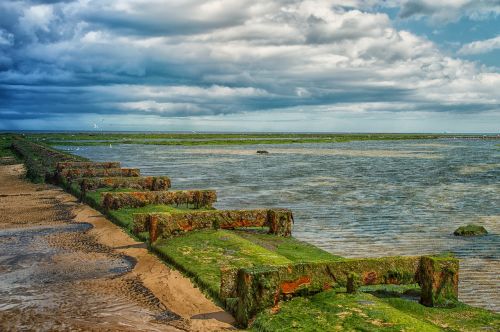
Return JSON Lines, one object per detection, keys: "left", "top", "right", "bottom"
{"left": 398, "top": 0, "right": 500, "bottom": 23}
{"left": 0, "top": 0, "right": 499, "bottom": 131}
{"left": 459, "top": 35, "right": 500, "bottom": 55}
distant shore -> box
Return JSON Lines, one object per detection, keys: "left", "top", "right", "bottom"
{"left": 19, "top": 132, "right": 499, "bottom": 147}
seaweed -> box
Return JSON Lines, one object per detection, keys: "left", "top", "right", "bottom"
{"left": 101, "top": 190, "right": 217, "bottom": 210}
{"left": 132, "top": 209, "right": 293, "bottom": 241}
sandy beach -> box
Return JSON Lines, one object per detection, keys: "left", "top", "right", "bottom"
{"left": 0, "top": 164, "right": 235, "bottom": 331}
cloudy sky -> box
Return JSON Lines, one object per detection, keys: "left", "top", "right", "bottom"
{"left": 1, "top": 0, "right": 499, "bottom": 132}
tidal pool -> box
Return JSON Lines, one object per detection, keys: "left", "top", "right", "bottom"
{"left": 61, "top": 139, "right": 500, "bottom": 312}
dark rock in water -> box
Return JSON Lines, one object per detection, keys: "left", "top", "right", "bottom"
{"left": 256, "top": 150, "right": 269, "bottom": 154}
{"left": 453, "top": 224, "right": 488, "bottom": 236}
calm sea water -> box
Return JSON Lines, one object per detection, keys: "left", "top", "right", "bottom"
{"left": 61, "top": 139, "right": 500, "bottom": 312}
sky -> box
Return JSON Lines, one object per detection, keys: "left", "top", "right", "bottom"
{"left": 0, "top": 0, "right": 499, "bottom": 133}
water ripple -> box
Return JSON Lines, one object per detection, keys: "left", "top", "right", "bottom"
{"left": 62, "top": 139, "right": 500, "bottom": 312}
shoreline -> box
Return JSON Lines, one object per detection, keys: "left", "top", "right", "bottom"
{"left": 0, "top": 164, "right": 235, "bottom": 331}
{"left": 2, "top": 134, "right": 499, "bottom": 331}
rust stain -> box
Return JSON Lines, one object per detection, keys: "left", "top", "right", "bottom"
{"left": 149, "top": 215, "right": 159, "bottom": 242}
{"left": 363, "top": 271, "right": 377, "bottom": 285}
{"left": 220, "top": 219, "right": 265, "bottom": 229}
{"left": 280, "top": 276, "right": 311, "bottom": 294}
{"left": 179, "top": 222, "right": 194, "bottom": 232}
{"left": 273, "top": 289, "right": 281, "bottom": 307}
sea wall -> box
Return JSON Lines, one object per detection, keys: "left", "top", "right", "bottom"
{"left": 221, "top": 256, "right": 459, "bottom": 327}
{"left": 73, "top": 176, "right": 171, "bottom": 191}
{"left": 11, "top": 138, "right": 85, "bottom": 182}
{"left": 102, "top": 190, "right": 217, "bottom": 209}
{"left": 56, "top": 161, "right": 121, "bottom": 171}
{"left": 58, "top": 167, "right": 140, "bottom": 180}
{"left": 133, "top": 209, "right": 293, "bottom": 241}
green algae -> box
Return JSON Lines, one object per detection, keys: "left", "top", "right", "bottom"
{"left": 231, "top": 256, "right": 424, "bottom": 326}
{"left": 101, "top": 190, "right": 217, "bottom": 210}
{"left": 253, "top": 291, "right": 500, "bottom": 331}
{"left": 134, "top": 209, "right": 293, "bottom": 241}
{"left": 234, "top": 231, "right": 342, "bottom": 262}
{"left": 10, "top": 136, "right": 87, "bottom": 182}
{"left": 419, "top": 256, "right": 459, "bottom": 308}
{"left": 152, "top": 229, "right": 293, "bottom": 298}
{"left": 150, "top": 229, "right": 344, "bottom": 301}
{"left": 0, "top": 135, "right": 22, "bottom": 165}
{"left": 347, "top": 272, "right": 361, "bottom": 293}
{"left": 9, "top": 135, "right": 499, "bottom": 332}
{"left": 453, "top": 224, "right": 488, "bottom": 236}
{"left": 252, "top": 291, "right": 442, "bottom": 332}
{"left": 26, "top": 132, "right": 448, "bottom": 147}
{"left": 84, "top": 187, "right": 137, "bottom": 206}
{"left": 381, "top": 298, "right": 500, "bottom": 331}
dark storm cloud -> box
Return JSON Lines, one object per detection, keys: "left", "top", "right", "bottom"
{"left": 0, "top": 0, "right": 499, "bottom": 129}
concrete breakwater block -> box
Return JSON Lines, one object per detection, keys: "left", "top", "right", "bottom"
{"left": 132, "top": 209, "right": 293, "bottom": 241}
{"left": 11, "top": 139, "right": 82, "bottom": 181}
{"left": 101, "top": 190, "right": 217, "bottom": 210}
{"left": 419, "top": 256, "right": 459, "bottom": 308}
{"left": 221, "top": 256, "right": 459, "bottom": 327}
{"left": 58, "top": 167, "right": 140, "bottom": 180}
{"left": 56, "top": 161, "right": 121, "bottom": 171}
{"left": 73, "top": 176, "right": 171, "bottom": 191}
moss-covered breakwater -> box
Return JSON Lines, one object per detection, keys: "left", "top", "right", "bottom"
{"left": 132, "top": 209, "right": 293, "bottom": 241}
{"left": 6, "top": 134, "right": 499, "bottom": 331}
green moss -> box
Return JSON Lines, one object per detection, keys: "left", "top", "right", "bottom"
{"left": 11, "top": 135, "right": 497, "bottom": 332}
{"left": 384, "top": 269, "right": 415, "bottom": 284}
{"left": 10, "top": 136, "right": 87, "bottom": 182}
{"left": 84, "top": 187, "right": 136, "bottom": 206}
{"left": 234, "top": 230, "right": 342, "bottom": 262}
{"left": 22, "top": 132, "right": 453, "bottom": 147}
{"left": 108, "top": 204, "right": 207, "bottom": 229}
{"left": 419, "top": 256, "right": 459, "bottom": 308}
{"left": 382, "top": 298, "right": 499, "bottom": 331}
{"left": 27, "top": 132, "right": 446, "bottom": 142}
{"left": 152, "top": 230, "right": 292, "bottom": 297}
{"left": 346, "top": 272, "right": 361, "bottom": 293}
{"left": 0, "top": 134, "right": 22, "bottom": 165}
{"left": 453, "top": 224, "right": 488, "bottom": 236}
{"left": 359, "top": 284, "right": 421, "bottom": 297}
{"left": 252, "top": 291, "right": 442, "bottom": 332}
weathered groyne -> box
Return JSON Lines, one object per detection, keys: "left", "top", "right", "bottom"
{"left": 76, "top": 176, "right": 172, "bottom": 191}
{"left": 221, "top": 256, "right": 459, "bottom": 326}
{"left": 102, "top": 190, "right": 217, "bottom": 209}
{"left": 133, "top": 209, "right": 293, "bottom": 241}
{"left": 11, "top": 137, "right": 86, "bottom": 182}
{"left": 9, "top": 136, "right": 462, "bottom": 328}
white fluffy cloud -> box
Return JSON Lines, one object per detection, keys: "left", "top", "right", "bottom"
{"left": 458, "top": 35, "right": 500, "bottom": 55}
{"left": 398, "top": 0, "right": 500, "bottom": 23}
{"left": 0, "top": 0, "right": 499, "bottom": 130}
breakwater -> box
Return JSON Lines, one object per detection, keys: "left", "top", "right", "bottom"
{"left": 62, "top": 139, "right": 500, "bottom": 312}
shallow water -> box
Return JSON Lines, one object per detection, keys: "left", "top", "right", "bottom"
{"left": 62, "top": 139, "right": 500, "bottom": 312}
{"left": 0, "top": 223, "right": 180, "bottom": 331}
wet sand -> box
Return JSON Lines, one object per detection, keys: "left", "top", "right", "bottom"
{"left": 0, "top": 164, "right": 235, "bottom": 331}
